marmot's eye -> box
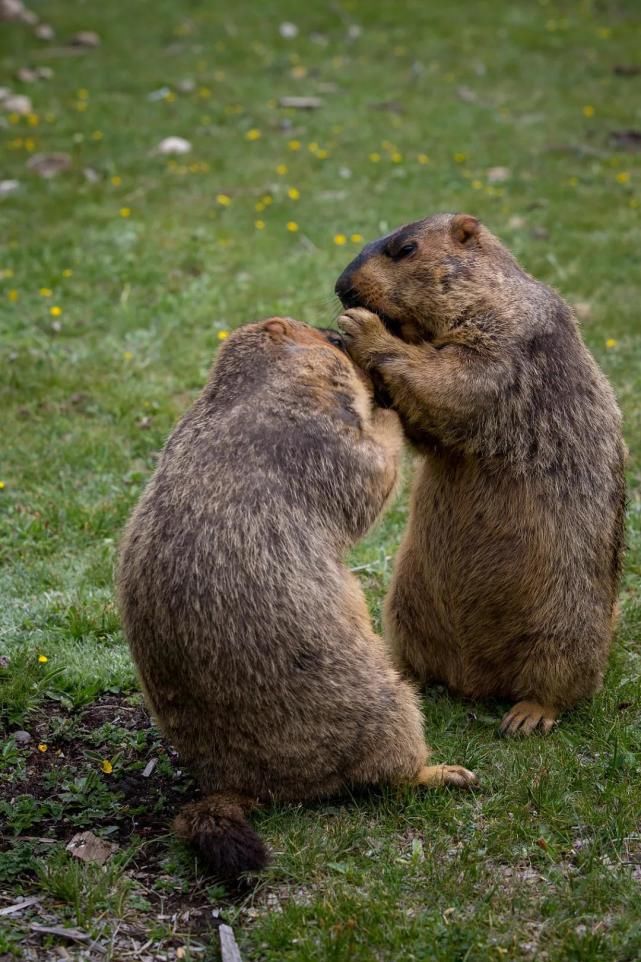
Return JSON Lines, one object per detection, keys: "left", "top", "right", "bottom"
{"left": 391, "top": 242, "right": 417, "bottom": 261}
{"left": 326, "top": 332, "right": 346, "bottom": 351}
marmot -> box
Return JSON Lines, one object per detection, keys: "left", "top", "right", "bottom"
{"left": 336, "top": 213, "right": 626, "bottom": 735}
{"left": 117, "top": 317, "right": 477, "bottom": 880}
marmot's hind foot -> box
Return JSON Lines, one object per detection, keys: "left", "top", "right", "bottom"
{"left": 500, "top": 701, "right": 558, "bottom": 736}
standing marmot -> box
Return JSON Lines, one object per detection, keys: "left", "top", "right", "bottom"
{"left": 117, "top": 317, "right": 477, "bottom": 880}
{"left": 336, "top": 213, "right": 626, "bottom": 735}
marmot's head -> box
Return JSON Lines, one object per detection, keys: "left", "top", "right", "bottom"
{"left": 213, "top": 317, "right": 374, "bottom": 423}
{"left": 335, "top": 213, "right": 520, "bottom": 341}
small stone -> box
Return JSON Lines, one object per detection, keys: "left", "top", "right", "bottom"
{"left": 0, "top": 0, "right": 36, "bottom": 23}
{"left": 457, "top": 85, "right": 478, "bottom": 103}
{"left": 16, "top": 67, "right": 38, "bottom": 83}
{"left": 154, "top": 136, "right": 192, "bottom": 155}
{"left": 487, "top": 165, "right": 511, "bottom": 183}
{"left": 69, "top": 30, "right": 100, "bottom": 48}
{"left": 2, "top": 93, "right": 32, "bottom": 114}
{"left": 50, "top": 320, "right": 62, "bottom": 333}
{"left": 338, "top": 166, "right": 352, "bottom": 179}
{"left": 36, "top": 66, "right": 53, "bottom": 79}
{"left": 279, "top": 22, "right": 298, "bottom": 38}
{"left": 176, "top": 78, "right": 195, "bottom": 93}
{"left": 147, "top": 86, "right": 171, "bottom": 102}
{"left": 508, "top": 215, "right": 525, "bottom": 229}
{"left": 83, "top": 167, "right": 99, "bottom": 183}
{"left": 278, "top": 96, "right": 323, "bottom": 110}
{"left": 27, "top": 152, "right": 71, "bottom": 178}
{"left": 14, "top": 730, "right": 32, "bottom": 745}
{"left": 530, "top": 226, "right": 550, "bottom": 240}
{"left": 573, "top": 301, "right": 592, "bottom": 321}
{"left": 347, "top": 24, "right": 362, "bottom": 39}
{"left": 0, "top": 179, "right": 20, "bottom": 197}
{"left": 33, "top": 23, "right": 54, "bottom": 40}
{"left": 0, "top": 87, "right": 11, "bottom": 101}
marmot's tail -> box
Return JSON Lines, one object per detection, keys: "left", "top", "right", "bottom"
{"left": 173, "top": 793, "right": 269, "bottom": 880}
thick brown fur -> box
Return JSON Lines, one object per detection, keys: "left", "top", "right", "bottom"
{"left": 117, "top": 317, "right": 476, "bottom": 880}
{"left": 336, "top": 213, "right": 626, "bottom": 735}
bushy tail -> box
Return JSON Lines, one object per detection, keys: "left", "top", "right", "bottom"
{"left": 173, "top": 793, "right": 269, "bottom": 880}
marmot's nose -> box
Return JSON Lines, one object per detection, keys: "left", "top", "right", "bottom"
{"left": 335, "top": 266, "right": 359, "bottom": 307}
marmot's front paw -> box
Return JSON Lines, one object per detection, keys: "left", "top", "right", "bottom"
{"left": 416, "top": 764, "right": 479, "bottom": 789}
{"left": 338, "top": 308, "right": 394, "bottom": 371}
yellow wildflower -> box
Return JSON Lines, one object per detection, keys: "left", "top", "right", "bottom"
{"left": 123, "top": 351, "right": 134, "bottom": 362}
{"left": 7, "top": 290, "right": 19, "bottom": 302}
{"left": 472, "top": 179, "right": 483, "bottom": 190}
{"left": 0, "top": 481, "right": 5, "bottom": 490}
{"left": 391, "top": 151, "right": 403, "bottom": 163}
{"left": 38, "top": 654, "right": 48, "bottom": 663}
{"left": 616, "top": 172, "right": 630, "bottom": 185}
{"left": 217, "top": 330, "right": 230, "bottom": 340}
{"left": 417, "top": 153, "right": 430, "bottom": 165}
{"left": 24, "top": 138, "right": 36, "bottom": 152}
{"left": 351, "top": 233, "right": 363, "bottom": 243}
{"left": 77, "top": 88, "right": 89, "bottom": 100}
{"left": 334, "top": 234, "right": 347, "bottom": 246}
{"left": 8, "top": 113, "right": 20, "bottom": 125}
{"left": 288, "top": 139, "right": 302, "bottom": 151}
{"left": 111, "top": 175, "right": 121, "bottom": 187}
{"left": 291, "top": 65, "right": 307, "bottom": 79}
{"left": 255, "top": 219, "right": 266, "bottom": 230}
{"left": 287, "top": 221, "right": 299, "bottom": 232}
{"left": 255, "top": 201, "right": 265, "bottom": 212}
{"left": 101, "top": 759, "right": 113, "bottom": 774}
{"left": 50, "top": 306, "right": 62, "bottom": 317}
{"left": 62, "top": 269, "right": 73, "bottom": 278}
{"left": 582, "top": 105, "right": 595, "bottom": 118}
{"left": 26, "top": 113, "right": 39, "bottom": 127}
{"left": 216, "top": 194, "right": 231, "bottom": 206}
{"left": 39, "top": 288, "right": 52, "bottom": 298}
{"left": 119, "top": 207, "right": 131, "bottom": 218}
{"left": 605, "top": 338, "right": 618, "bottom": 349}
{"left": 91, "top": 130, "right": 103, "bottom": 141}
{"left": 245, "top": 128, "right": 261, "bottom": 141}
{"left": 276, "top": 163, "right": 288, "bottom": 175}
{"left": 163, "top": 91, "right": 176, "bottom": 103}
{"left": 287, "top": 187, "right": 300, "bottom": 200}
{"left": 38, "top": 743, "right": 48, "bottom": 753}
{"left": 261, "top": 194, "right": 273, "bottom": 206}
{"left": 316, "top": 149, "right": 329, "bottom": 160}
{"left": 369, "top": 152, "right": 381, "bottom": 163}
{"left": 454, "top": 152, "right": 467, "bottom": 164}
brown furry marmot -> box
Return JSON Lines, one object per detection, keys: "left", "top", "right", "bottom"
{"left": 116, "top": 317, "right": 477, "bottom": 881}
{"left": 336, "top": 213, "right": 626, "bottom": 735}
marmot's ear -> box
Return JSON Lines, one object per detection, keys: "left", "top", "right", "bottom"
{"left": 262, "top": 317, "right": 290, "bottom": 338}
{"left": 451, "top": 214, "right": 481, "bottom": 245}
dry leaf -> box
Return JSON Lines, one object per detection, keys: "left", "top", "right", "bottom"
{"left": 66, "top": 831, "right": 118, "bottom": 865}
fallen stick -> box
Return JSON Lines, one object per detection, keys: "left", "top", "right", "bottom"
{"left": 0, "top": 896, "right": 40, "bottom": 916}
{"left": 30, "top": 923, "right": 106, "bottom": 955}
{"left": 219, "top": 923, "right": 243, "bottom": 962}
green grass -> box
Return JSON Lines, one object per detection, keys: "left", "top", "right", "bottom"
{"left": 1, "top": 0, "right": 641, "bottom": 959}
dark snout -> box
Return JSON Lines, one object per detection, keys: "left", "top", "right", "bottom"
{"left": 335, "top": 237, "right": 384, "bottom": 307}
